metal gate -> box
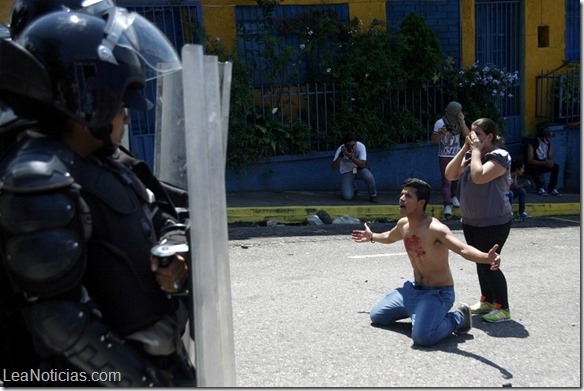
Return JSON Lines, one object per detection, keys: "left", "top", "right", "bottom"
{"left": 475, "top": 0, "right": 522, "bottom": 142}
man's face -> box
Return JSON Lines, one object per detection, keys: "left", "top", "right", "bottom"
{"left": 398, "top": 187, "right": 422, "bottom": 215}
{"left": 110, "top": 104, "right": 129, "bottom": 147}
{"left": 518, "top": 165, "right": 525, "bottom": 175}
{"left": 345, "top": 141, "right": 356, "bottom": 153}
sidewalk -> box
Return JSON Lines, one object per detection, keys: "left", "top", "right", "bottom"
{"left": 225, "top": 189, "right": 581, "bottom": 224}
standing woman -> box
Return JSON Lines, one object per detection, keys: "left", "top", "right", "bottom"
{"left": 445, "top": 118, "right": 513, "bottom": 322}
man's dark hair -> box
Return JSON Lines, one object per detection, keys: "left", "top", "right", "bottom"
{"left": 342, "top": 133, "right": 357, "bottom": 144}
{"left": 510, "top": 157, "right": 524, "bottom": 172}
{"left": 402, "top": 178, "right": 431, "bottom": 210}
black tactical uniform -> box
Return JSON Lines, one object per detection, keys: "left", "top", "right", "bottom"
{"left": 0, "top": 7, "right": 194, "bottom": 387}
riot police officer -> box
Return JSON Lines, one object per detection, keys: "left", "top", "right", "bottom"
{"left": 0, "top": 7, "right": 195, "bottom": 387}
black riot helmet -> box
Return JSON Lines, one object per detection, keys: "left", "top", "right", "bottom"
{"left": 1, "top": 1, "right": 116, "bottom": 142}
{"left": 8, "top": 8, "right": 181, "bottom": 146}
{"left": 9, "top": 0, "right": 116, "bottom": 38}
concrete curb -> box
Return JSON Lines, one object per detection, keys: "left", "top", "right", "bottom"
{"left": 227, "top": 202, "right": 581, "bottom": 224}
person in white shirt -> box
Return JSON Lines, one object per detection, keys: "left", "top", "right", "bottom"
{"left": 331, "top": 134, "right": 378, "bottom": 203}
{"left": 430, "top": 101, "right": 470, "bottom": 217}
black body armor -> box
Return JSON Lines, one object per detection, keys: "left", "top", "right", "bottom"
{"left": 0, "top": 134, "right": 191, "bottom": 386}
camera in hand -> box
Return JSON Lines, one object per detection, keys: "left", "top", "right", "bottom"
{"left": 444, "top": 124, "right": 454, "bottom": 132}
{"left": 346, "top": 145, "right": 354, "bottom": 153}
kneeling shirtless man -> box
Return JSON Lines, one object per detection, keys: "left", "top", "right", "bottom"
{"left": 352, "top": 178, "right": 500, "bottom": 347}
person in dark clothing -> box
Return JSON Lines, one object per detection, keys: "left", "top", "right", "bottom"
{"left": 508, "top": 158, "right": 532, "bottom": 220}
{"left": 525, "top": 125, "right": 562, "bottom": 197}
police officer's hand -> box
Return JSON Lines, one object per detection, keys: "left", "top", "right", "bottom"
{"left": 150, "top": 254, "right": 189, "bottom": 293}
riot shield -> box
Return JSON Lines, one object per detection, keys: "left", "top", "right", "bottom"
{"left": 154, "top": 45, "right": 235, "bottom": 387}
{"left": 153, "top": 68, "right": 187, "bottom": 188}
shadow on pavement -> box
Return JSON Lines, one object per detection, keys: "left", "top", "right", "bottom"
{"left": 433, "top": 331, "right": 515, "bottom": 382}
{"left": 371, "top": 321, "right": 412, "bottom": 338}
{"left": 471, "top": 317, "right": 530, "bottom": 338}
{"left": 371, "top": 320, "right": 514, "bottom": 381}
{"left": 440, "top": 347, "right": 514, "bottom": 382}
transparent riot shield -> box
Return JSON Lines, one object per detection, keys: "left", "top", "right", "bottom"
{"left": 153, "top": 68, "right": 187, "bottom": 188}
{"left": 154, "top": 45, "right": 235, "bottom": 387}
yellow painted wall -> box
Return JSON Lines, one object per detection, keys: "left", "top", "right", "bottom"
{"left": 523, "top": 0, "right": 566, "bottom": 136}
{"left": 1, "top": 3, "right": 11, "bottom": 25}
{"left": 200, "top": 1, "right": 239, "bottom": 48}
{"left": 460, "top": 0, "right": 475, "bottom": 68}
{"left": 348, "top": 1, "right": 386, "bottom": 28}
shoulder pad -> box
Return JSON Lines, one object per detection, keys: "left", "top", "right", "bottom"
{"left": 5, "top": 228, "right": 84, "bottom": 297}
{"left": 0, "top": 190, "right": 76, "bottom": 234}
{"left": 0, "top": 137, "right": 74, "bottom": 193}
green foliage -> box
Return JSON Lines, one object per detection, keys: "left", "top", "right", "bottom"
{"left": 225, "top": 112, "right": 312, "bottom": 173}
{"left": 441, "top": 60, "right": 519, "bottom": 132}
{"left": 333, "top": 18, "right": 407, "bottom": 93}
{"left": 250, "top": 111, "right": 311, "bottom": 156}
{"left": 275, "top": 6, "right": 350, "bottom": 83}
{"left": 304, "top": 17, "right": 413, "bottom": 148}
{"left": 206, "top": 4, "right": 513, "bottom": 171}
{"left": 399, "top": 12, "right": 443, "bottom": 84}
{"left": 330, "top": 101, "right": 390, "bottom": 149}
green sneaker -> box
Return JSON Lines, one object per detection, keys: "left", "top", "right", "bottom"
{"left": 482, "top": 309, "right": 511, "bottom": 323}
{"left": 470, "top": 301, "right": 494, "bottom": 314}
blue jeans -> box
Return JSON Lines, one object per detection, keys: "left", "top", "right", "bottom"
{"left": 508, "top": 188, "right": 526, "bottom": 214}
{"left": 340, "top": 168, "right": 377, "bottom": 200}
{"left": 370, "top": 280, "right": 462, "bottom": 347}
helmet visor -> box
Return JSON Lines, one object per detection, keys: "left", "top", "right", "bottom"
{"left": 100, "top": 7, "right": 182, "bottom": 81}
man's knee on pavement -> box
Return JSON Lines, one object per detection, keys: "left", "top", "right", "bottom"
{"left": 370, "top": 310, "right": 387, "bottom": 325}
{"left": 411, "top": 329, "right": 438, "bottom": 347}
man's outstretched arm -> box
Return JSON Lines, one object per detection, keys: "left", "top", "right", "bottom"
{"left": 437, "top": 224, "right": 500, "bottom": 270}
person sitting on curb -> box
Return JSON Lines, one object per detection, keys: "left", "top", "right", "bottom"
{"left": 351, "top": 178, "right": 500, "bottom": 347}
{"left": 331, "top": 133, "right": 378, "bottom": 203}
{"left": 525, "top": 125, "right": 561, "bottom": 197}
{"left": 509, "top": 158, "right": 532, "bottom": 220}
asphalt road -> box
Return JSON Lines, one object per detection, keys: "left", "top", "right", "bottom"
{"left": 227, "top": 215, "right": 581, "bottom": 387}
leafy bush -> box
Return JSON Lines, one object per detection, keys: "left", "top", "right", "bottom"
{"left": 399, "top": 12, "right": 443, "bottom": 85}
{"left": 207, "top": 2, "right": 514, "bottom": 170}
{"left": 441, "top": 61, "right": 519, "bottom": 132}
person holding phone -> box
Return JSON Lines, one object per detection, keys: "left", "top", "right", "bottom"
{"left": 331, "top": 133, "right": 378, "bottom": 203}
